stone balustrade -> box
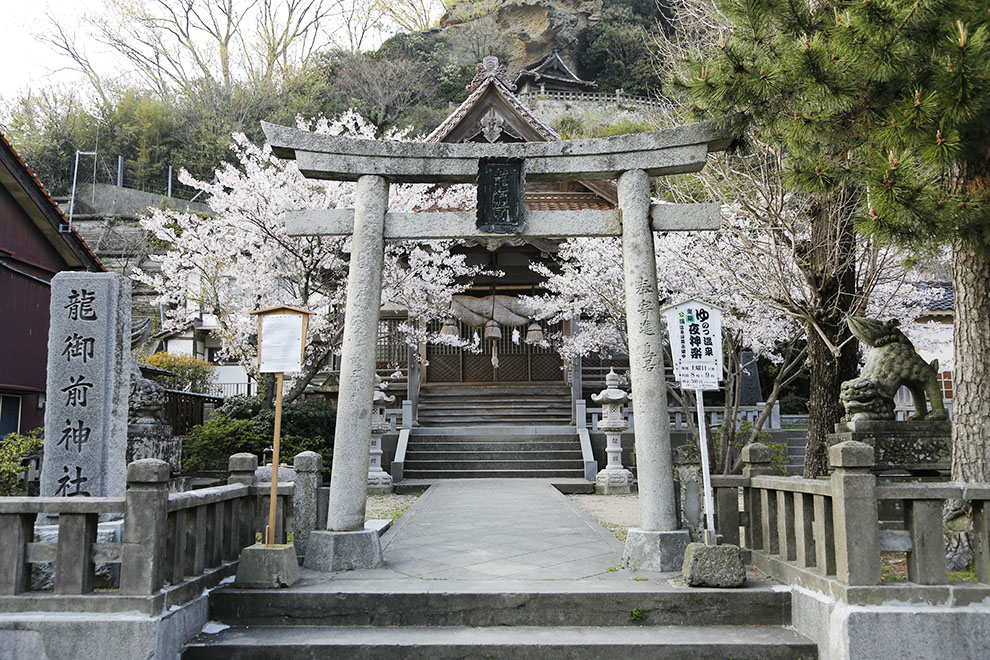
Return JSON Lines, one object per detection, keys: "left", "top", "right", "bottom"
{"left": 712, "top": 440, "right": 990, "bottom": 604}
{"left": 579, "top": 401, "right": 781, "bottom": 432}
{"left": 0, "top": 452, "right": 319, "bottom": 615}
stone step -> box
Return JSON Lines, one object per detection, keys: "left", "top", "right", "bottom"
{"left": 410, "top": 438, "right": 577, "bottom": 445}
{"left": 417, "top": 401, "right": 572, "bottom": 410}
{"left": 417, "top": 409, "right": 572, "bottom": 418}
{"left": 405, "top": 450, "right": 583, "bottom": 461}
{"left": 408, "top": 442, "right": 579, "bottom": 452}
{"left": 403, "top": 459, "right": 586, "bottom": 470}
{"left": 420, "top": 385, "right": 571, "bottom": 396}
{"left": 183, "top": 625, "right": 817, "bottom": 660}
{"left": 413, "top": 426, "right": 577, "bottom": 435}
{"left": 417, "top": 416, "right": 572, "bottom": 426}
{"left": 205, "top": 587, "right": 794, "bottom": 628}
{"left": 404, "top": 469, "right": 587, "bottom": 479}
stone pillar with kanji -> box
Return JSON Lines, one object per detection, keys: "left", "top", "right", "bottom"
{"left": 40, "top": 272, "right": 131, "bottom": 499}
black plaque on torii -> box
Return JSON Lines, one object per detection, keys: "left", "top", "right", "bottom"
{"left": 476, "top": 157, "right": 525, "bottom": 234}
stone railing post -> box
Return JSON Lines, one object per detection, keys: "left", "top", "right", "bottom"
{"left": 293, "top": 451, "right": 322, "bottom": 559}
{"left": 228, "top": 453, "right": 258, "bottom": 549}
{"left": 120, "top": 458, "right": 170, "bottom": 595}
{"left": 741, "top": 442, "right": 773, "bottom": 551}
{"left": 829, "top": 441, "right": 880, "bottom": 585}
{"left": 228, "top": 453, "right": 258, "bottom": 485}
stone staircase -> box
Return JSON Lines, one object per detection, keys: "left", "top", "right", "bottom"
{"left": 784, "top": 429, "right": 807, "bottom": 475}
{"left": 416, "top": 383, "right": 573, "bottom": 427}
{"left": 403, "top": 427, "right": 586, "bottom": 479}
{"left": 183, "top": 583, "right": 818, "bottom": 659}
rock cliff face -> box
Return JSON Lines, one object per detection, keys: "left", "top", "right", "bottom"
{"left": 439, "top": 0, "right": 601, "bottom": 74}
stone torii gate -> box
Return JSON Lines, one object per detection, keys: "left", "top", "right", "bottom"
{"left": 262, "top": 120, "right": 732, "bottom": 572}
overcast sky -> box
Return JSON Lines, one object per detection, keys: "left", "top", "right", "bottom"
{"left": 0, "top": 0, "right": 113, "bottom": 101}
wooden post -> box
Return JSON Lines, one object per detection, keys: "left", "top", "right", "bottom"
{"left": 266, "top": 371, "right": 285, "bottom": 546}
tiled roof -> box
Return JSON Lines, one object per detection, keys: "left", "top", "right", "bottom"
{"left": 426, "top": 56, "right": 559, "bottom": 144}
{"left": 524, "top": 192, "right": 613, "bottom": 210}
{"left": 0, "top": 132, "right": 104, "bottom": 272}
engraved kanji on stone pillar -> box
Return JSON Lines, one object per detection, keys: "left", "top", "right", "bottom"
{"left": 41, "top": 272, "right": 131, "bottom": 499}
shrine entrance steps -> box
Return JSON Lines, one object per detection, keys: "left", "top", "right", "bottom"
{"left": 183, "top": 480, "right": 816, "bottom": 659}
{"left": 402, "top": 426, "right": 586, "bottom": 480}
{"left": 416, "top": 383, "right": 572, "bottom": 427}
{"left": 184, "top": 587, "right": 817, "bottom": 659}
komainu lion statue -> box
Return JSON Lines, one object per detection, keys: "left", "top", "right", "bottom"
{"left": 840, "top": 317, "right": 948, "bottom": 422}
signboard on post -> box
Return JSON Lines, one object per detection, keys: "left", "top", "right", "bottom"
{"left": 662, "top": 298, "right": 724, "bottom": 545}
{"left": 663, "top": 300, "right": 723, "bottom": 391}
{"left": 250, "top": 305, "right": 311, "bottom": 546}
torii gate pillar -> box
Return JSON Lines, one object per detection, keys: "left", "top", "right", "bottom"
{"left": 618, "top": 169, "right": 690, "bottom": 570}
{"left": 263, "top": 120, "right": 731, "bottom": 573}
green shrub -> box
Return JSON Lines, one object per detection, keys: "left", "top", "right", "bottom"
{"left": 778, "top": 392, "right": 809, "bottom": 414}
{"left": 143, "top": 352, "right": 217, "bottom": 393}
{"left": 250, "top": 397, "right": 336, "bottom": 442}
{"left": 182, "top": 415, "right": 267, "bottom": 472}
{"left": 215, "top": 394, "right": 262, "bottom": 420}
{"left": 183, "top": 397, "right": 335, "bottom": 475}
{"left": 1, "top": 428, "right": 44, "bottom": 495}
{"left": 594, "top": 119, "right": 654, "bottom": 137}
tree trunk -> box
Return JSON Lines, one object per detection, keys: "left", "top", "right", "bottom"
{"left": 802, "top": 200, "right": 859, "bottom": 477}
{"left": 803, "top": 324, "right": 857, "bottom": 476}
{"left": 950, "top": 239, "right": 990, "bottom": 482}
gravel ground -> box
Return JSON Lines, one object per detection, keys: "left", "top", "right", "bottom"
{"left": 365, "top": 493, "right": 420, "bottom": 523}
{"left": 567, "top": 493, "right": 642, "bottom": 542}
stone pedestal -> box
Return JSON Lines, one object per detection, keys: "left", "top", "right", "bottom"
{"left": 235, "top": 543, "right": 300, "bottom": 588}
{"left": 621, "top": 528, "right": 691, "bottom": 572}
{"left": 827, "top": 420, "right": 951, "bottom": 474}
{"left": 682, "top": 542, "right": 746, "bottom": 587}
{"left": 303, "top": 529, "right": 383, "bottom": 572}
{"left": 127, "top": 367, "right": 181, "bottom": 471}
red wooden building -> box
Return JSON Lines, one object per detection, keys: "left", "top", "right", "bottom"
{"left": 0, "top": 133, "right": 103, "bottom": 437}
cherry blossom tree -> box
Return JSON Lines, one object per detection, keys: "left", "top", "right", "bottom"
{"left": 524, "top": 206, "right": 941, "bottom": 474}
{"left": 134, "top": 110, "right": 478, "bottom": 405}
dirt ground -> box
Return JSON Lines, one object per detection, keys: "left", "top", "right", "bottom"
{"left": 567, "top": 493, "right": 642, "bottom": 542}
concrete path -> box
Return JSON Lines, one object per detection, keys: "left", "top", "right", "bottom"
{"left": 308, "top": 479, "right": 631, "bottom": 583}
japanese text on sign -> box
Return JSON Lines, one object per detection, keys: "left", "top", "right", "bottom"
{"left": 663, "top": 300, "right": 723, "bottom": 391}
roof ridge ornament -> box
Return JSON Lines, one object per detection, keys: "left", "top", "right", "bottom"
{"left": 467, "top": 52, "right": 516, "bottom": 93}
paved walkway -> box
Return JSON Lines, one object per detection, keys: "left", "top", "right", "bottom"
{"left": 304, "top": 479, "right": 633, "bottom": 583}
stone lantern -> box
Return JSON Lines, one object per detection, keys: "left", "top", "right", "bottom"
{"left": 368, "top": 376, "right": 394, "bottom": 494}
{"left": 591, "top": 369, "right": 634, "bottom": 494}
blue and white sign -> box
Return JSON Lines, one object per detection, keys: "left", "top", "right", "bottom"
{"left": 662, "top": 299, "right": 723, "bottom": 391}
